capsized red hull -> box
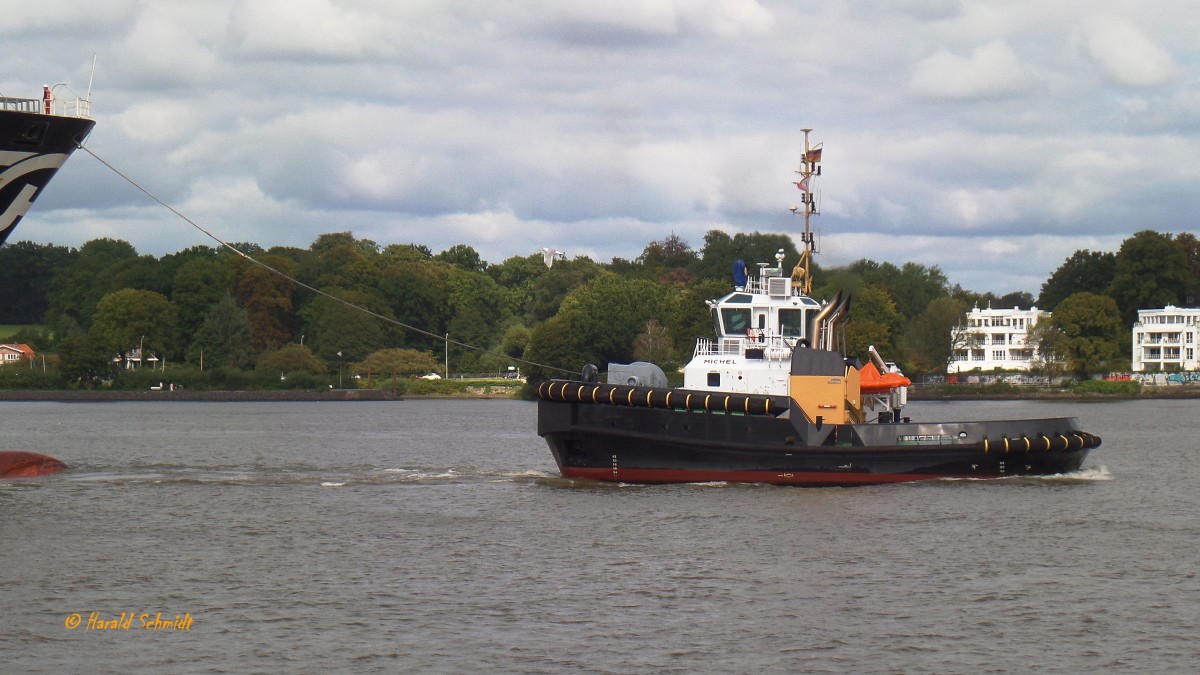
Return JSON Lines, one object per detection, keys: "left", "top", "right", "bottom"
{"left": 0, "top": 451, "right": 68, "bottom": 477}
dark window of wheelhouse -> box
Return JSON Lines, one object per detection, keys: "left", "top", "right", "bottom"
{"left": 721, "top": 308, "right": 750, "bottom": 335}
{"left": 780, "top": 308, "right": 806, "bottom": 338}
{"left": 707, "top": 372, "right": 720, "bottom": 387}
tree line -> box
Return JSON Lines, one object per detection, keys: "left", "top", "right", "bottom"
{"left": 0, "top": 228, "right": 1194, "bottom": 388}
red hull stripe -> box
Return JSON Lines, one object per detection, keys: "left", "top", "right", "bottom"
{"left": 560, "top": 466, "right": 988, "bottom": 486}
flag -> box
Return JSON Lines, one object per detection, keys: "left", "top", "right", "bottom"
{"left": 793, "top": 177, "right": 810, "bottom": 192}
{"left": 806, "top": 145, "right": 822, "bottom": 163}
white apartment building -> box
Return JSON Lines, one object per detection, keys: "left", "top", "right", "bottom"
{"left": 948, "top": 306, "right": 1049, "bottom": 373}
{"left": 1131, "top": 305, "right": 1200, "bottom": 372}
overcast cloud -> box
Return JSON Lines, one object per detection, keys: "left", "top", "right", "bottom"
{"left": 5, "top": 0, "right": 1200, "bottom": 295}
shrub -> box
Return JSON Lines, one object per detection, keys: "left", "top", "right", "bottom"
{"left": 1070, "top": 379, "right": 1140, "bottom": 396}
{"left": 0, "top": 364, "right": 59, "bottom": 390}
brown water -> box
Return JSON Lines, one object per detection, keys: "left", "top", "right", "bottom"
{"left": 1, "top": 398, "right": 1196, "bottom": 673}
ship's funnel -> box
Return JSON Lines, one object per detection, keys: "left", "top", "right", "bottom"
{"left": 807, "top": 291, "right": 841, "bottom": 347}
{"left": 826, "top": 294, "right": 852, "bottom": 353}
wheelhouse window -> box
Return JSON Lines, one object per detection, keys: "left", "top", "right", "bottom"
{"left": 779, "top": 308, "right": 806, "bottom": 338}
{"left": 720, "top": 307, "right": 751, "bottom": 335}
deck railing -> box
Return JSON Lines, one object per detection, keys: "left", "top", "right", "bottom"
{"left": 0, "top": 96, "right": 91, "bottom": 118}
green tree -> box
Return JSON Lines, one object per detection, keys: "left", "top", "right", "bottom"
{"left": 255, "top": 343, "right": 326, "bottom": 375}
{"left": 691, "top": 230, "right": 801, "bottom": 282}
{"left": 630, "top": 233, "right": 698, "bottom": 283}
{"left": 524, "top": 316, "right": 588, "bottom": 382}
{"left": 307, "top": 232, "right": 381, "bottom": 290}
{"left": 1027, "top": 320, "right": 1068, "bottom": 376}
{"left": 235, "top": 254, "right": 296, "bottom": 352}
{"left": 1038, "top": 249, "right": 1116, "bottom": 310}
{"left": 632, "top": 319, "right": 674, "bottom": 368}
{"left": 445, "top": 267, "right": 508, "bottom": 373}
{"left": 172, "top": 256, "right": 237, "bottom": 336}
{"left": 300, "top": 289, "right": 394, "bottom": 363}
{"left": 186, "top": 294, "right": 256, "bottom": 369}
{"left": 1174, "top": 232, "right": 1200, "bottom": 303}
{"left": 848, "top": 260, "right": 949, "bottom": 318}
{"left": 56, "top": 334, "right": 114, "bottom": 387}
{"left": 527, "top": 257, "right": 602, "bottom": 323}
{"left": 381, "top": 243, "right": 433, "bottom": 264}
{"left": 844, "top": 284, "right": 904, "bottom": 361}
{"left": 1044, "top": 292, "right": 1124, "bottom": 377}
{"left": 106, "top": 255, "right": 171, "bottom": 296}
{"left": 498, "top": 322, "right": 531, "bottom": 359}
{"left": 524, "top": 273, "right": 668, "bottom": 380}
{"left": 668, "top": 278, "right": 731, "bottom": 357}
{"left": 0, "top": 241, "right": 77, "bottom": 323}
{"left": 89, "top": 289, "right": 179, "bottom": 366}
{"left": 435, "top": 244, "right": 488, "bottom": 273}
{"left": 1107, "top": 230, "right": 1192, "bottom": 326}
{"left": 45, "top": 238, "right": 139, "bottom": 333}
{"left": 488, "top": 253, "right": 548, "bottom": 319}
{"left": 904, "top": 296, "right": 969, "bottom": 373}
{"left": 378, "top": 257, "right": 450, "bottom": 351}
{"left": 353, "top": 348, "right": 440, "bottom": 378}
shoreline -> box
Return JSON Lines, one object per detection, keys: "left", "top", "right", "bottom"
{"left": 0, "top": 389, "right": 403, "bottom": 402}
{"left": 0, "top": 386, "right": 1196, "bottom": 402}
{"left": 909, "top": 387, "right": 1200, "bottom": 401}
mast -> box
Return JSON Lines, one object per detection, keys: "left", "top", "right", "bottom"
{"left": 791, "top": 128, "right": 821, "bottom": 294}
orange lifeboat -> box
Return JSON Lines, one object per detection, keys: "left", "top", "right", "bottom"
{"left": 858, "top": 361, "right": 911, "bottom": 395}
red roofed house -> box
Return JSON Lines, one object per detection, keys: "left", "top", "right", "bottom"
{"left": 0, "top": 343, "right": 35, "bottom": 366}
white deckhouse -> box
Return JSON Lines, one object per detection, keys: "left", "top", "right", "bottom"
{"left": 948, "top": 305, "right": 1049, "bottom": 373}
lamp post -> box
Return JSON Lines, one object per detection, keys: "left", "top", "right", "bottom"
{"left": 337, "top": 350, "right": 343, "bottom": 388}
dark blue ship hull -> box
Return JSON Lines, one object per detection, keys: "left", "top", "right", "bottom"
{"left": 537, "top": 381, "right": 1100, "bottom": 486}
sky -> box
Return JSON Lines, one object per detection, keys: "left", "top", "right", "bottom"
{"left": 6, "top": 0, "right": 1200, "bottom": 296}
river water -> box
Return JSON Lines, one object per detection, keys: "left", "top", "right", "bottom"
{"left": 1, "top": 398, "right": 1196, "bottom": 673}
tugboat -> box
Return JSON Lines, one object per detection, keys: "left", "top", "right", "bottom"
{"left": 536, "top": 130, "right": 1101, "bottom": 486}
{"left": 1, "top": 83, "right": 96, "bottom": 245}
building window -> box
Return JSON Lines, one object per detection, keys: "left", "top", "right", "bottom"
{"left": 993, "top": 350, "right": 1006, "bottom": 360}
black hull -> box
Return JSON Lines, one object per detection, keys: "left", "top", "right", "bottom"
{"left": 537, "top": 382, "right": 1100, "bottom": 486}
{"left": 0, "top": 109, "right": 96, "bottom": 245}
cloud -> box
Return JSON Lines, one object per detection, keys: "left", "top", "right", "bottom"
{"left": 229, "top": 0, "right": 399, "bottom": 59}
{"left": 11, "top": 1, "right": 1200, "bottom": 297}
{"left": 115, "top": 6, "right": 222, "bottom": 87}
{"left": 526, "top": 0, "right": 774, "bottom": 44}
{"left": 849, "top": 0, "right": 964, "bottom": 22}
{"left": 1079, "top": 17, "right": 1176, "bottom": 88}
{"left": 0, "top": 1, "right": 136, "bottom": 35}
{"left": 910, "top": 40, "right": 1028, "bottom": 99}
